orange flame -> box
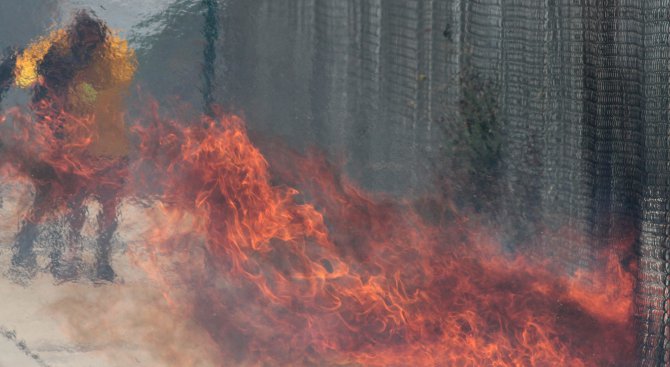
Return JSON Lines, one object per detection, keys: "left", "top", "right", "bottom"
{"left": 0, "top": 100, "right": 637, "bottom": 366}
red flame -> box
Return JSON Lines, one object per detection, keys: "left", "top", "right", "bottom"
{"left": 0, "top": 100, "right": 637, "bottom": 366}
{"left": 1, "top": 100, "right": 125, "bottom": 221}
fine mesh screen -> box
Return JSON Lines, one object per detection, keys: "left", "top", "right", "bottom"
{"left": 0, "top": 0, "right": 666, "bottom": 365}
{"left": 212, "top": 1, "right": 670, "bottom": 365}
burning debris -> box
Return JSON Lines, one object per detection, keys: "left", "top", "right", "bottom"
{"left": 0, "top": 10, "right": 637, "bottom": 367}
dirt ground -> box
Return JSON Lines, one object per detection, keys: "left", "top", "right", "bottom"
{"left": 0, "top": 177, "right": 220, "bottom": 367}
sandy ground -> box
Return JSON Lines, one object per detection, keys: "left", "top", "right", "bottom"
{"left": 0, "top": 266, "right": 219, "bottom": 367}
{"left": 0, "top": 275, "right": 112, "bottom": 367}
{"left": 0, "top": 175, "right": 220, "bottom": 367}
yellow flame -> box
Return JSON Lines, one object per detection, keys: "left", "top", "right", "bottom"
{"left": 15, "top": 28, "right": 137, "bottom": 90}
{"left": 14, "top": 26, "right": 138, "bottom": 157}
{"left": 14, "top": 29, "right": 67, "bottom": 88}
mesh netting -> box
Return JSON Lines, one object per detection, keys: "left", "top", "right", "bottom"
{"left": 215, "top": 1, "right": 670, "bottom": 364}
{"left": 0, "top": 0, "right": 665, "bottom": 364}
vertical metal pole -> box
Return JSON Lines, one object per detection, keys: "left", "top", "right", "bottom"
{"left": 202, "top": 0, "right": 219, "bottom": 117}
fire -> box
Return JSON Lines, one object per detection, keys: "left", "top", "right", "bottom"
{"left": 0, "top": 100, "right": 636, "bottom": 366}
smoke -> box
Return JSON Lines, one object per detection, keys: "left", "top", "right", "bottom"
{"left": 48, "top": 242, "right": 223, "bottom": 367}
{"left": 0, "top": 102, "right": 638, "bottom": 366}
